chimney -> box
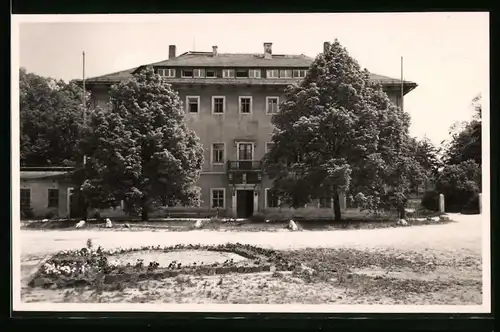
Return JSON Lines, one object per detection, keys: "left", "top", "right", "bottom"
{"left": 212, "top": 45, "right": 218, "bottom": 56}
{"left": 169, "top": 45, "right": 176, "bottom": 59}
{"left": 263, "top": 42, "right": 273, "bottom": 59}
{"left": 323, "top": 41, "right": 331, "bottom": 54}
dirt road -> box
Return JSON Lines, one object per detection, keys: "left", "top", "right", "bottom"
{"left": 19, "top": 214, "right": 483, "bottom": 260}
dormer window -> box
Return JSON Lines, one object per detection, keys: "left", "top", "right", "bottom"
{"left": 206, "top": 69, "right": 217, "bottom": 78}
{"left": 294, "top": 69, "right": 307, "bottom": 78}
{"left": 236, "top": 69, "right": 249, "bottom": 78}
{"left": 222, "top": 69, "right": 235, "bottom": 78}
{"left": 193, "top": 69, "right": 205, "bottom": 78}
{"left": 182, "top": 69, "right": 194, "bottom": 78}
{"left": 249, "top": 69, "right": 261, "bottom": 78}
{"left": 266, "top": 69, "right": 279, "bottom": 79}
{"left": 279, "top": 69, "right": 293, "bottom": 78}
{"left": 157, "top": 68, "right": 176, "bottom": 78}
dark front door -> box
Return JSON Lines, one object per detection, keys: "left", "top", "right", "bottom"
{"left": 236, "top": 190, "right": 254, "bottom": 218}
{"left": 68, "top": 188, "right": 81, "bottom": 219}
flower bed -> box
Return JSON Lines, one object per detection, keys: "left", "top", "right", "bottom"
{"left": 28, "top": 242, "right": 301, "bottom": 290}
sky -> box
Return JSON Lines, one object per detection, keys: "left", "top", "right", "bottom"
{"left": 15, "top": 13, "right": 489, "bottom": 146}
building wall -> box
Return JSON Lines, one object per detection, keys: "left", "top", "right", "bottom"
{"left": 20, "top": 178, "right": 73, "bottom": 218}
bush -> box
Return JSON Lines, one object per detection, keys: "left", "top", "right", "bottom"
{"left": 44, "top": 210, "right": 56, "bottom": 220}
{"left": 210, "top": 216, "right": 223, "bottom": 223}
{"left": 461, "top": 194, "right": 480, "bottom": 214}
{"left": 436, "top": 160, "right": 481, "bottom": 212}
{"left": 21, "top": 206, "right": 34, "bottom": 220}
{"left": 248, "top": 214, "right": 266, "bottom": 223}
{"left": 421, "top": 190, "right": 439, "bottom": 211}
{"left": 92, "top": 210, "right": 102, "bottom": 220}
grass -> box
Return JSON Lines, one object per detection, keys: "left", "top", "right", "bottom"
{"left": 22, "top": 243, "right": 482, "bottom": 305}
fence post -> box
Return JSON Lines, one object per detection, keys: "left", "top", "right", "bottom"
{"left": 478, "top": 193, "right": 482, "bottom": 214}
{"left": 439, "top": 194, "right": 445, "bottom": 213}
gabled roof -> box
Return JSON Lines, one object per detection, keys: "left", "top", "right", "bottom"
{"left": 20, "top": 171, "right": 69, "bottom": 180}
{"left": 20, "top": 167, "right": 75, "bottom": 180}
{"left": 83, "top": 51, "right": 417, "bottom": 93}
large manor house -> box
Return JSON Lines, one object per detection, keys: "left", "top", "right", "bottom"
{"left": 20, "top": 42, "right": 417, "bottom": 219}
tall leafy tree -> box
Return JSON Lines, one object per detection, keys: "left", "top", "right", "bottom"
{"left": 432, "top": 94, "right": 483, "bottom": 212}
{"left": 19, "top": 68, "right": 86, "bottom": 166}
{"left": 76, "top": 66, "right": 204, "bottom": 221}
{"left": 444, "top": 94, "right": 482, "bottom": 166}
{"left": 264, "top": 40, "right": 419, "bottom": 220}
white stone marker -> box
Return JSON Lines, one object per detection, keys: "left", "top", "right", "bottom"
{"left": 288, "top": 219, "right": 298, "bottom": 231}
{"left": 397, "top": 219, "right": 408, "bottom": 226}
{"left": 439, "top": 194, "right": 445, "bottom": 213}
{"left": 194, "top": 219, "right": 203, "bottom": 229}
{"left": 105, "top": 218, "right": 113, "bottom": 228}
{"left": 75, "top": 220, "right": 86, "bottom": 228}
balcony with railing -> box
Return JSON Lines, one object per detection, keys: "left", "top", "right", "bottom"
{"left": 227, "top": 160, "right": 263, "bottom": 185}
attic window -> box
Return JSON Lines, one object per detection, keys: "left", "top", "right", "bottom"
{"left": 279, "top": 70, "right": 293, "bottom": 78}
{"left": 182, "top": 69, "right": 194, "bottom": 78}
{"left": 266, "top": 69, "right": 279, "bottom": 79}
{"left": 236, "top": 69, "right": 249, "bottom": 78}
{"left": 293, "top": 69, "right": 307, "bottom": 78}
{"left": 193, "top": 69, "right": 205, "bottom": 78}
{"left": 158, "top": 68, "right": 176, "bottom": 78}
{"left": 206, "top": 69, "right": 216, "bottom": 78}
{"left": 222, "top": 69, "right": 235, "bottom": 78}
{"left": 249, "top": 69, "right": 261, "bottom": 78}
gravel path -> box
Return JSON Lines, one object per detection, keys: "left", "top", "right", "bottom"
{"left": 19, "top": 214, "right": 482, "bottom": 261}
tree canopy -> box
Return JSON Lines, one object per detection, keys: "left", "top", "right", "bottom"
{"left": 19, "top": 68, "right": 85, "bottom": 166}
{"left": 75, "top": 66, "right": 204, "bottom": 220}
{"left": 264, "top": 40, "right": 423, "bottom": 220}
{"left": 444, "top": 94, "right": 482, "bottom": 166}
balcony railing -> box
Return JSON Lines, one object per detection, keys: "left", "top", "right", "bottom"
{"left": 227, "top": 160, "right": 262, "bottom": 171}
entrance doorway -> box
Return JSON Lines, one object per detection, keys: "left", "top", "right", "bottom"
{"left": 236, "top": 189, "right": 254, "bottom": 218}
{"left": 67, "top": 187, "right": 81, "bottom": 219}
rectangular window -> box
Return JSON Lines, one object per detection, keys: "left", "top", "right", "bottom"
{"left": 266, "top": 188, "right": 279, "bottom": 208}
{"left": 182, "top": 69, "right": 194, "bottom": 78}
{"left": 236, "top": 69, "right": 248, "bottom": 78}
{"left": 266, "top": 96, "right": 279, "bottom": 114}
{"left": 20, "top": 188, "right": 31, "bottom": 210}
{"left": 186, "top": 96, "right": 200, "bottom": 113}
{"left": 211, "top": 188, "right": 225, "bottom": 208}
{"left": 222, "top": 69, "right": 235, "bottom": 78}
{"left": 279, "top": 69, "right": 293, "bottom": 78}
{"left": 212, "top": 96, "right": 225, "bottom": 114}
{"left": 193, "top": 69, "right": 205, "bottom": 78}
{"left": 293, "top": 69, "right": 307, "bottom": 78}
{"left": 239, "top": 96, "right": 252, "bottom": 114}
{"left": 48, "top": 188, "right": 59, "bottom": 208}
{"left": 206, "top": 69, "right": 217, "bottom": 78}
{"left": 212, "top": 143, "right": 225, "bottom": 164}
{"left": 265, "top": 142, "right": 275, "bottom": 154}
{"left": 158, "top": 68, "right": 176, "bottom": 77}
{"left": 249, "top": 69, "right": 261, "bottom": 78}
{"left": 266, "top": 69, "right": 279, "bottom": 78}
{"left": 319, "top": 197, "right": 332, "bottom": 208}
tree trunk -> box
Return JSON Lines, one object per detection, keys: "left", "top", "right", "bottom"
{"left": 141, "top": 195, "right": 149, "bottom": 221}
{"left": 398, "top": 205, "right": 406, "bottom": 219}
{"left": 333, "top": 190, "right": 342, "bottom": 222}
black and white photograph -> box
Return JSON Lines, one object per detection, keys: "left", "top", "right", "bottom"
{"left": 11, "top": 12, "right": 490, "bottom": 312}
